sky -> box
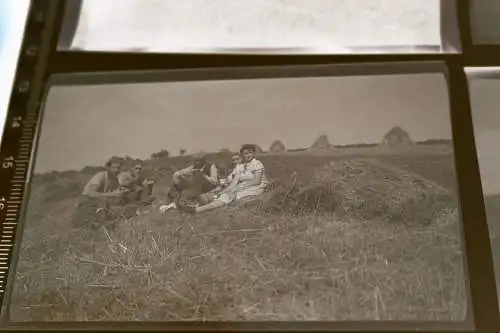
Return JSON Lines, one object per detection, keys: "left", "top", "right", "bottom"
{"left": 469, "top": 78, "right": 500, "bottom": 196}
{"left": 69, "top": 0, "right": 440, "bottom": 52}
{"left": 34, "top": 73, "right": 452, "bottom": 173}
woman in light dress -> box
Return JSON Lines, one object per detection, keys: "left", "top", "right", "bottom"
{"left": 176, "top": 144, "right": 269, "bottom": 214}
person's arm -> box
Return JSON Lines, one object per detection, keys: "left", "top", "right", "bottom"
{"left": 224, "top": 169, "right": 240, "bottom": 193}
{"left": 95, "top": 190, "right": 123, "bottom": 199}
{"left": 223, "top": 173, "right": 232, "bottom": 186}
{"left": 202, "top": 164, "right": 218, "bottom": 185}
{"left": 83, "top": 173, "right": 122, "bottom": 199}
{"left": 240, "top": 171, "right": 262, "bottom": 188}
{"left": 173, "top": 166, "right": 193, "bottom": 182}
{"left": 224, "top": 166, "right": 239, "bottom": 184}
{"left": 239, "top": 162, "right": 264, "bottom": 189}
{"left": 86, "top": 186, "right": 123, "bottom": 199}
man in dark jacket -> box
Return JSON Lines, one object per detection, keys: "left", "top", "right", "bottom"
{"left": 161, "top": 152, "right": 218, "bottom": 213}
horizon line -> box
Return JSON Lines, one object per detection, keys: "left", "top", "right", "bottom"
{"left": 34, "top": 138, "right": 453, "bottom": 175}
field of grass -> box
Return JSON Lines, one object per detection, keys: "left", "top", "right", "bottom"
{"left": 8, "top": 144, "right": 468, "bottom": 321}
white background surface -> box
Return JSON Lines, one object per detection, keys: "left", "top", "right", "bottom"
{"left": 71, "top": 0, "right": 441, "bottom": 52}
{"left": 0, "top": 0, "right": 31, "bottom": 144}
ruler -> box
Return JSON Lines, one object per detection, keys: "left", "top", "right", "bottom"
{"left": 0, "top": 0, "right": 63, "bottom": 310}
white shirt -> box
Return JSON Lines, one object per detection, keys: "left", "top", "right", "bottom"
{"left": 237, "top": 158, "right": 269, "bottom": 187}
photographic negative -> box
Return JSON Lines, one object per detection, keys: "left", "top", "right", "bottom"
{"left": 7, "top": 64, "right": 468, "bottom": 322}
{"left": 470, "top": 0, "right": 500, "bottom": 44}
{"left": 467, "top": 68, "right": 500, "bottom": 306}
{"left": 60, "top": 0, "right": 447, "bottom": 54}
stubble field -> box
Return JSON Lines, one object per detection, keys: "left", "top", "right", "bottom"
{"left": 8, "top": 144, "right": 468, "bottom": 322}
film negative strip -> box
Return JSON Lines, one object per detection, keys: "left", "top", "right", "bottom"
{"left": 0, "top": 0, "right": 61, "bottom": 308}
{"left": 0, "top": 62, "right": 481, "bottom": 328}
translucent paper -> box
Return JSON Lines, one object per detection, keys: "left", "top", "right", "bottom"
{"left": 470, "top": 0, "right": 500, "bottom": 44}
{"left": 64, "top": 0, "right": 445, "bottom": 54}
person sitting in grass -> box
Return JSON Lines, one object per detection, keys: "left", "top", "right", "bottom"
{"left": 72, "top": 157, "right": 125, "bottom": 228}
{"left": 176, "top": 144, "right": 269, "bottom": 214}
{"left": 159, "top": 152, "right": 218, "bottom": 213}
{"left": 117, "top": 162, "right": 155, "bottom": 205}
{"left": 212, "top": 153, "right": 243, "bottom": 193}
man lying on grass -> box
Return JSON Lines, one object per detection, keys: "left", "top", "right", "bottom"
{"left": 172, "top": 144, "right": 270, "bottom": 214}
{"left": 158, "top": 152, "right": 219, "bottom": 213}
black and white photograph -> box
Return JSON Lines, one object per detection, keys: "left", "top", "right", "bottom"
{"left": 467, "top": 68, "right": 500, "bottom": 304}
{"left": 62, "top": 0, "right": 443, "bottom": 53}
{"left": 8, "top": 66, "right": 468, "bottom": 322}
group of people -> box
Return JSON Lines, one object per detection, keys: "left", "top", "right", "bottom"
{"left": 72, "top": 157, "right": 155, "bottom": 228}
{"left": 159, "top": 144, "right": 270, "bottom": 214}
{"left": 72, "top": 144, "right": 269, "bottom": 228}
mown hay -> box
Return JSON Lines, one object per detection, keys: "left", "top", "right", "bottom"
{"left": 308, "top": 135, "right": 333, "bottom": 152}
{"left": 382, "top": 126, "right": 413, "bottom": 146}
{"left": 262, "top": 158, "right": 456, "bottom": 226}
{"left": 11, "top": 153, "right": 466, "bottom": 321}
{"left": 269, "top": 140, "right": 286, "bottom": 154}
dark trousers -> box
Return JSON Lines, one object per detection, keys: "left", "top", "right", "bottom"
{"left": 122, "top": 183, "right": 154, "bottom": 204}
{"left": 167, "top": 173, "right": 216, "bottom": 203}
{"left": 72, "top": 195, "right": 114, "bottom": 228}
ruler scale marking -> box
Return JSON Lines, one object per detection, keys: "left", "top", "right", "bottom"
{"left": 0, "top": 1, "right": 58, "bottom": 311}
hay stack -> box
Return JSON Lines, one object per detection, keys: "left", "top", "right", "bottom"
{"left": 264, "top": 158, "right": 456, "bottom": 226}
{"left": 309, "top": 135, "right": 333, "bottom": 152}
{"left": 269, "top": 140, "right": 286, "bottom": 153}
{"left": 382, "top": 126, "right": 413, "bottom": 146}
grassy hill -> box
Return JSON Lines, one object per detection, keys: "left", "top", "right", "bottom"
{"left": 9, "top": 144, "right": 467, "bottom": 321}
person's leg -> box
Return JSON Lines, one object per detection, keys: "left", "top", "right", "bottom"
{"left": 145, "top": 182, "right": 154, "bottom": 197}
{"left": 135, "top": 185, "right": 154, "bottom": 206}
{"left": 167, "top": 183, "right": 183, "bottom": 202}
{"left": 182, "top": 175, "right": 206, "bottom": 204}
{"left": 176, "top": 198, "right": 225, "bottom": 214}
{"left": 132, "top": 187, "right": 143, "bottom": 201}
{"left": 198, "top": 192, "right": 216, "bottom": 205}
{"left": 73, "top": 196, "right": 110, "bottom": 229}
{"left": 73, "top": 196, "right": 98, "bottom": 228}
{"left": 161, "top": 180, "right": 187, "bottom": 213}
{"left": 195, "top": 200, "right": 226, "bottom": 213}
{"left": 189, "top": 172, "right": 210, "bottom": 194}
{"left": 197, "top": 173, "right": 217, "bottom": 194}
{"left": 176, "top": 191, "right": 234, "bottom": 214}
{"left": 235, "top": 186, "right": 265, "bottom": 201}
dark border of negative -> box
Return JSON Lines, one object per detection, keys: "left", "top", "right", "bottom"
{"left": 1, "top": 61, "right": 495, "bottom": 332}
